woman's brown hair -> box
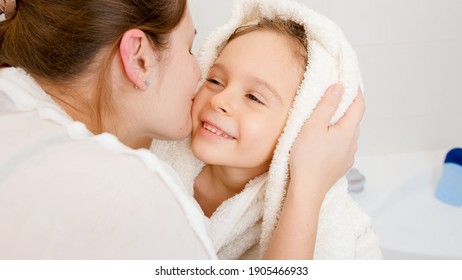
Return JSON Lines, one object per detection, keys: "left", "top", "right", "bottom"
{"left": 0, "top": 0, "right": 186, "bottom": 79}
{"left": 0, "top": 0, "right": 187, "bottom": 132}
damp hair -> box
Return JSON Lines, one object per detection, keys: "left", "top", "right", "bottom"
{"left": 224, "top": 18, "right": 308, "bottom": 70}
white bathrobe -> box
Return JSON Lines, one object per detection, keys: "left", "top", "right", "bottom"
{"left": 0, "top": 67, "right": 216, "bottom": 259}
{"left": 152, "top": 0, "right": 382, "bottom": 259}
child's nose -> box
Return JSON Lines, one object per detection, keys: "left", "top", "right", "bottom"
{"left": 210, "top": 90, "right": 233, "bottom": 115}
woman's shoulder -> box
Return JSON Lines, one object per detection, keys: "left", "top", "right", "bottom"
{"left": 0, "top": 69, "right": 216, "bottom": 259}
{"left": 0, "top": 115, "right": 215, "bottom": 259}
{"left": 0, "top": 105, "right": 189, "bottom": 207}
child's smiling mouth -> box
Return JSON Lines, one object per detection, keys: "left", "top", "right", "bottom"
{"left": 202, "top": 121, "right": 236, "bottom": 140}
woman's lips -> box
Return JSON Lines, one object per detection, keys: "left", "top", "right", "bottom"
{"left": 202, "top": 121, "right": 236, "bottom": 140}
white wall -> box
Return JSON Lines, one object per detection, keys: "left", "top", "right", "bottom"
{"left": 190, "top": 0, "right": 462, "bottom": 157}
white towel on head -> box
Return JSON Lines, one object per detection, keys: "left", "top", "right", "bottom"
{"left": 152, "top": 0, "right": 382, "bottom": 259}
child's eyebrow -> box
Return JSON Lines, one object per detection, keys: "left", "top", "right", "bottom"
{"left": 252, "top": 77, "right": 283, "bottom": 104}
{"left": 210, "top": 63, "right": 224, "bottom": 71}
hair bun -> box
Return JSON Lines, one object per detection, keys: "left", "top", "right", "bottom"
{"left": 0, "top": 0, "right": 17, "bottom": 20}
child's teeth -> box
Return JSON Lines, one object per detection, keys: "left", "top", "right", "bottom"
{"left": 204, "top": 123, "right": 229, "bottom": 138}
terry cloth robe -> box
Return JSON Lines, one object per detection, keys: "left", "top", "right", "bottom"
{"left": 152, "top": 0, "right": 383, "bottom": 259}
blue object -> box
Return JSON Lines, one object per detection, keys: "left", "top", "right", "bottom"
{"left": 435, "top": 148, "right": 462, "bottom": 206}
{"left": 346, "top": 168, "right": 366, "bottom": 193}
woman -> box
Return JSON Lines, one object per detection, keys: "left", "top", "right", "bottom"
{"left": 0, "top": 0, "right": 214, "bottom": 259}
{"left": 0, "top": 0, "right": 362, "bottom": 259}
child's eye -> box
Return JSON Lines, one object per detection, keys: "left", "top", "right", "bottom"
{"left": 206, "top": 78, "right": 223, "bottom": 87}
{"left": 246, "top": 93, "right": 265, "bottom": 105}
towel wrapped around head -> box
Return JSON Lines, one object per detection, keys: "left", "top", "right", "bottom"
{"left": 152, "top": 0, "right": 382, "bottom": 259}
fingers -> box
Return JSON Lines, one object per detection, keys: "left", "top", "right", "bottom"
{"left": 307, "top": 84, "right": 344, "bottom": 128}
{"left": 336, "top": 87, "right": 365, "bottom": 129}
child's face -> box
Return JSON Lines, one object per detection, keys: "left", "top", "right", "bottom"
{"left": 191, "top": 30, "right": 304, "bottom": 173}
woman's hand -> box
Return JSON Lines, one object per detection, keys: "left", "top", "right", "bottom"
{"left": 263, "top": 84, "right": 365, "bottom": 259}
{"left": 289, "top": 84, "right": 365, "bottom": 196}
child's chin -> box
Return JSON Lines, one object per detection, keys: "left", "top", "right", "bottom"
{"left": 192, "top": 146, "right": 222, "bottom": 165}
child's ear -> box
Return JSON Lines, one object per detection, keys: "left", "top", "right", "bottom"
{"left": 119, "top": 29, "right": 156, "bottom": 90}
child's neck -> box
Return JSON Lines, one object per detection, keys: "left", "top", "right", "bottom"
{"left": 194, "top": 164, "right": 263, "bottom": 218}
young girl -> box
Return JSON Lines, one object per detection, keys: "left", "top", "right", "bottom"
{"left": 152, "top": 0, "right": 382, "bottom": 259}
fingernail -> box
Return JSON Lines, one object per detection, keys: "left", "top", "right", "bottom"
{"left": 332, "top": 85, "right": 344, "bottom": 97}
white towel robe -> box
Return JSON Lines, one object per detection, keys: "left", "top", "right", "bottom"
{"left": 152, "top": 139, "right": 383, "bottom": 259}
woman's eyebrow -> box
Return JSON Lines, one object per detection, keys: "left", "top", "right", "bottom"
{"left": 252, "top": 77, "right": 283, "bottom": 104}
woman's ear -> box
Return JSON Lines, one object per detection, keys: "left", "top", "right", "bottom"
{"left": 119, "top": 29, "right": 156, "bottom": 90}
